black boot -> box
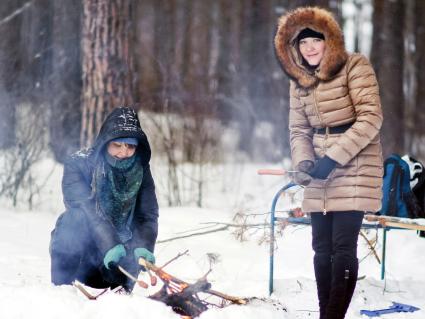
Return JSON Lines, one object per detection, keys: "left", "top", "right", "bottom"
{"left": 314, "top": 253, "right": 332, "bottom": 319}
{"left": 325, "top": 255, "right": 358, "bottom": 319}
{"left": 341, "top": 259, "right": 359, "bottom": 316}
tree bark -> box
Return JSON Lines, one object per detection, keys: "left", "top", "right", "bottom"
{"left": 371, "top": 0, "right": 404, "bottom": 156}
{"left": 152, "top": 0, "right": 177, "bottom": 108}
{"left": 0, "top": 1, "right": 26, "bottom": 148}
{"left": 414, "top": 0, "right": 425, "bottom": 157}
{"left": 404, "top": 0, "right": 416, "bottom": 153}
{"left": 215, "top": 0, "right": 243, "bottom": 122}
{"left": 50, "top": 0, "right": 82, "bottom": 162}
{"left": 80, "top": 0, "right": 134, "bottom": 147}
{"left": 288, "top": 0, "right": 341, "bottom": 22}
{"left": 133, "top": 0, "right": 155, "bottom": 108}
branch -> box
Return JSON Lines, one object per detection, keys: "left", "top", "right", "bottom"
{"left": 160, "top": 249, "right": 189, "bottom": 268}
{"left": 364, "top": 214, "right": 425, "bottom": 231}
{"left": 0, "top": 2, "right": 32, "bottom": 27}
{"left": 359, "top": 230, "right": 381, "bottom": 264}
{"left": 139, "top": 258, "right": 247, "bottom": 305}
{"left": 157, "top": 226, "right": 230, "bottom": 244}
{"left": 157, "top": 220, "right": 273, "bottom": 244}
{"left": 118, "top": 265, "right": 149, "bottom": 288}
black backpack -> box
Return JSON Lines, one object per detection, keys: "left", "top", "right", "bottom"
{"left": 402, "top": 155, "right": 425, "bottom": 237}
{"left": 380, "top": 154, "right": 425, "bottom": 219}
{"left": 403, "top": 155, "right": 425, "bottom": 213}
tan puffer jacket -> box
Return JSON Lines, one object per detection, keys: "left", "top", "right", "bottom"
{"left": 274, "top": 7, "right": 383, "bottom": 213}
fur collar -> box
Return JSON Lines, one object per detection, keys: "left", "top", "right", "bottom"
{"left": 274, "top": 7, "right": 348, "bottom": 88}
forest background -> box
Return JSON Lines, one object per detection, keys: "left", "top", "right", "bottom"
{"left": 0, "top": 0, "right": 424, "bottom": 208}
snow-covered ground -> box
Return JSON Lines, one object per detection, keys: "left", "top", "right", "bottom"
{"left": 0, "top": 158, "right": 425, "bottom": 318}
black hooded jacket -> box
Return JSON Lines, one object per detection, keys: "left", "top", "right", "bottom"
{"left": 61, "top": 107, "right": 158, "bottom": 256}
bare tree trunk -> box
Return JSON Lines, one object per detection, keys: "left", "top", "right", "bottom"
{"left": 182, "top": 0, "right": 212, "bottom": 99}
{"left": 236, "top": 0, "right": 258, "bottom": 157}
{"left": 371, "top": 0, "right": 404, "bottom": 156}
{"left": 215, "top": 0, "right": 243, "bottom": 123}
{"left": 370, "top": 0, "right": 383, "bottom": 67}
{"left": 133, "top": 0, "right": 155, "bottom": 108}
{"left": 0, "top": 1, "right": 26, "bottom": 148}
{"left": 288, "top": 0, "right": 341, "bottom": 22}
{"left": 153, "top": 0, "right": 177, "bottom": 107}
{"left": 271, "top": 0, "right": 291, "bottom": 159}
{"left": 414, "top": 0, "right": 425, "bottom": 157}
{"left": 80, "top": 0, "right": 134, "bottom": 147}
{"left": 404, "top": 0, "right": 417, "bottom": 153}
{"left": 50, "top": 0, "right": 82, "bottom": 162}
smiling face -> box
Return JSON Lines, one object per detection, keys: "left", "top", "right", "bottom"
{"left": 107, "top": 141, "right": 137, "bottom": 159}
{"left": 298, "top": 37, "right": 326, "bottom": 67}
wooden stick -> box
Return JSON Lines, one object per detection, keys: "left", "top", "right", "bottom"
{"left": 365, "top": 214, "right": 421, "bottom": 223}
{"left": 364, "top": 215, "right": 425, "bottom": 231}
{"left": 118, "top": 265, "right": 149, "bottom": 289}
{"left": 383, "top": 221, "right": 425, "bottom": 231}
{"left": 139, "top": 258, "right": 247, "bottom": 304}
{"left": 257, "top": 169, "right": 287, "bottom": 176}
{"left": 73, "top": 281, "right": 109, "bottom": 300}
{"left": 160, "top": 249, "right": 189, "bottom": 268}
{"left": 359, "top": 230, "right": 381, "bottom": 264}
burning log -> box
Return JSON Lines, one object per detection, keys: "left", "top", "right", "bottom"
{"left": 117, "top": 252, "right": 248, "bottom": 317}
{"left": 148, "top": 278, "right": 210, "bottom": 317}
{"left": 139, "top": 258, "right": 248, "bottom": 305}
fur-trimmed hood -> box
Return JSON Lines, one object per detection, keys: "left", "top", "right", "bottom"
{"left": 274, "top": 7, "right": 348, "bottom": 88}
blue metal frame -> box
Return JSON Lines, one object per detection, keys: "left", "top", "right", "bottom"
{"left": 269, "top": 182, "right": 297, "bottom": 296}
{"left": 267, "top": 182, "right": 395, "bottom": 296}
{"left": 381, "top": 228, "right": 387, "bottom": 280}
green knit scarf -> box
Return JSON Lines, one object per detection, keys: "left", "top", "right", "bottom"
{"left": 94, "top": 152, "right": 144, "bottom": 243}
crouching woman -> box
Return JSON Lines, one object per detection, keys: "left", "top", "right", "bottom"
{"left": 50, "top": 106, "right": 159, "bottom": 292}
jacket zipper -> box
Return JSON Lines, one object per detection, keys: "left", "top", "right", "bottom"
{"left": 312, "top": 86, "right": 328, "bottom": 214}
{"left": 323, "top": 178, "right": 330, "bottom": 215}
{"left": 312, "top": 86, "right": 324, "bottom": 126}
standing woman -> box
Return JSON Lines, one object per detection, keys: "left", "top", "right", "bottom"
{"left": 274, "top": 7, "right": 383, "bottom": 319}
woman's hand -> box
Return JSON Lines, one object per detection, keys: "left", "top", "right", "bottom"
{"left": 310, "top": 156, "right": 337, "bottom": 179}
{"left": 298, "top": 160, "right": 314, "bottom": 174}
{"left": 134, "top": 247, "right": 155, "bottom": 265}
{"left": 294, "top": 171, "right": 313, "bottom": 186}
{"left": 103, "top": 244, "right": 127, "bottom": 269}
{"left": 294, "top": 160, "right": 314, "bottom": 186}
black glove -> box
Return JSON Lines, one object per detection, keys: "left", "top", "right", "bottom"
{"left": 310, "top": 156, "right": 337, "bottom": 179}
{"left": 297, "top": 160, "right": 314, "bottom": 174}
{"left": 293, "top": 160, "right": 314, "bottom": 186}
{"left": 293, "top": 171, "right": 313, "bottom": 186}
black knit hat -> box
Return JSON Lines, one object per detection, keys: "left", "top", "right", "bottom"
{"left": 297, "top": 28, "right": 325, "bottom": 42}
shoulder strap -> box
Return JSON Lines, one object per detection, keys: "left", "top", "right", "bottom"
{"left": 387, "top": 161, "right": 402, "bottom": 216}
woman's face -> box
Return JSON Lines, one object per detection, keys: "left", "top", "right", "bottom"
{"left": 107, "top": 141, "right": 137, "bottom": 159}
{"left": 298, "top": 37, "right": 325, "bottom": 67}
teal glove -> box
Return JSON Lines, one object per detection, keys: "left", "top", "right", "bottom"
{"left": 103, "top": 244, "right": 126, "bottom": 269}
{"left": 134, "top": 247, "right": 155, "bottom": 264}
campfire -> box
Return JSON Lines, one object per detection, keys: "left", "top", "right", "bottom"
{"left": 74, "top": 250, "right": 286, "bottom": 318}
{"left": 136, "top": 251, "right": 247, "bottom": 317}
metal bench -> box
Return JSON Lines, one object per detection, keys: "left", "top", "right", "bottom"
{"left": 267, "top": 181, "right": 425, "bottom": 296}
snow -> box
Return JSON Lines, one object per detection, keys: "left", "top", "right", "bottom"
{"left": 1, "top": 158, "right": 425, "bottom": 318}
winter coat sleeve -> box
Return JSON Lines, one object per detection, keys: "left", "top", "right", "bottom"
{"left": 325, "top": 54, "right": 383, "bottom": 166}
{"left": 62, "top": 154, "right": 121, "bottom": 255}
{"left": 129, "top": 164, "right": 159, "bottom": 253}
{"left": 289, "top": 81, "right": 316, "bottom": 169}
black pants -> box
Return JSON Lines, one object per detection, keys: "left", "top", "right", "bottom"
{"left": 311, "top": 211, "right": 364, "bottom": 319}
{"left": 49, "top": 209, "right": 137, "bottom": 291}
